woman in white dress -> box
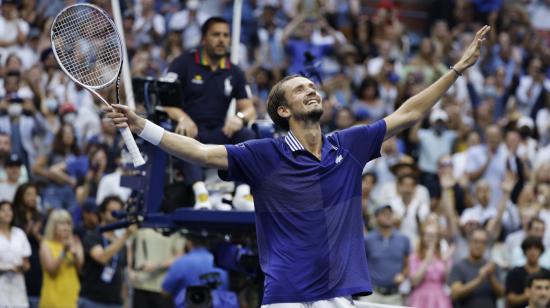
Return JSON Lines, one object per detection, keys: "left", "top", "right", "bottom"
{"left": 0, "top": 200, "right": 32, "bottom": 308}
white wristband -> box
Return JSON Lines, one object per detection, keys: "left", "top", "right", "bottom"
{"left": 138, "top": 120, "right": 164, "bottom": 145}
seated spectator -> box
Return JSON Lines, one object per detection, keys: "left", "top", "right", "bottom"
{"left": 162, "top": 235, "right": 231, "bottom": 308}
{"left": 407, "top": 222, "right": 453, "bottom": 308}
{"left": 449, "top": 227, "right": 505, "bottom": 308}
{"left": 525, "top": 271, "right": 550, "bottom": 308}
{"left": 0, "top": 200, "right": 31, "bottom": 308}
{"left": 164, "top": 17, "right": 256, "bottom": 210}
{"left": 32, "top": 122, "right": 80, "bottom": 210}
{"left": 39, "top": 209, "right": 83, "bottom": 308}
{"left": 505, "top": 236, "right": 550, "bottom": 308}
{"left": 0, "top": 154, "right": 23, "bottom": 202}
{"left": 362, "top": 204, "right": 410, "bottom": 306}
{"left": 80, "top": 196, "right": 136, "bottom": 308}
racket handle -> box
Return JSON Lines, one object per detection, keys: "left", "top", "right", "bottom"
{"left": 119, "top": 127, "right": 146, "bottom": 167}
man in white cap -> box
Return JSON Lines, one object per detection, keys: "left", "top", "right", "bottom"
{"left": 409, "top": 108, "right": 457, "bottom": 195}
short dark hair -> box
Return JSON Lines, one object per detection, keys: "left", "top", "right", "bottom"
{"left": 0, "top": 200, "right": 15, "bottom": 228}
{"left": 267, "top": 75, "right": 301, "bottom": 131}
{"left": 397, "top": 173, "right": 417, "bottom": 185}
{"left": 522, "top": 236, "right": 545, "bottom": 254}
{"left": 362, "top": 172, "right": 378, "bottom": 183}
{"left": 201, "top": 17, "right": 229, "bottom": 38}
{"left": 526, "top": 271, "right": 550, "bottom": 288}
{"left": 99, "top": 195, "right": 124, "bottom": 214}
{"left": 356, "top": 76, "right": 380, "bottom": 99}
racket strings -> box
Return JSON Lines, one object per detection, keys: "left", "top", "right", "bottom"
{"left": 52, "top": 5, "right": 122, "bottom": 88}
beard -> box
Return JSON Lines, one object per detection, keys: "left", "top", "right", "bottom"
{"left": 295, "top": 107, "right": 323, "bottom": 125}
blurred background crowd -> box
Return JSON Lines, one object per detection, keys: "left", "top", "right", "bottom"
{"left": 2, "top": 0, "right": 550, "bottom": 307}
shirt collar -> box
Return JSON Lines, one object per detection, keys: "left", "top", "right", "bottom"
{"left": 194, "top": 48, "right": 231, "bottom": 70}
{"left": 284, "top": 130, "right": 305, "bottom": 152}
{"left": 284, "top": 130, "right": 339, "bottom": 153}
{"left": 375, "top": 229, "right": 395, "bottom": 240}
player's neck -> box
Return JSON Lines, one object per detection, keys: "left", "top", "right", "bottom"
{"left": 289, "top": 122, "right": 322, "bottom": 159}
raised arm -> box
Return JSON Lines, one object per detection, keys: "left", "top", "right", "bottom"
{"left": 106, "top": 105, "right": 228, "bottom": 170}
{"left": 383, "top": 25, "right": 490, "bottom": 140}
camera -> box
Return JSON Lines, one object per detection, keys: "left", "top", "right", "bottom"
{"left": 185, "top": 286, "right": 212, "bottom": 308}
{"left": 183, "top": 272, "right": 238, "bottom": 308}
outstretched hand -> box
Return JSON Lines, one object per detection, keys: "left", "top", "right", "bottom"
{"left": 454, "top": 25, "right": 491, "bottom": 73}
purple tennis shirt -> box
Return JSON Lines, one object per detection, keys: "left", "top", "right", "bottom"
{"left": 220, "top": 119, "right": 387, "bottom": 304}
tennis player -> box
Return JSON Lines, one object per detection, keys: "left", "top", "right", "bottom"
{"left": 107, "top": 25, "right": 490, "bottom": 307}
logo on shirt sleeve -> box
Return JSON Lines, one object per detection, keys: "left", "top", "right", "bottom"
{"left": 335, "top": 154, "right": 343, "bottom": 164}
{"left": 192, "top": 75, "right": 203, "bottom": 85}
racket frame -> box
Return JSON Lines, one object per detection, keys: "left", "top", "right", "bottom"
{"left": 50, "top": 3, "right": 146, "bottom": 167}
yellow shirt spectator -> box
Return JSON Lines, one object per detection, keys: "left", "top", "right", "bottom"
{"left": 39, "top": 239, "right": 80, "bottom": 308}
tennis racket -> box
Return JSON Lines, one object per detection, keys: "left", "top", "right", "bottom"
{"left": 50, "top": 3, "right": 145, "bottom": 167}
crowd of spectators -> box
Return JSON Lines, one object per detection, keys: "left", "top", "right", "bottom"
{"left": 2, "top": 0, "right": 550, "bottom": 307}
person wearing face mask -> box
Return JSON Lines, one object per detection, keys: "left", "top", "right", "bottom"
{"left": 0, "top": 70, "right": 47, "bottom": 169}
{"left": 0, "top": 132, "right": 28, "bottom": 183}
{"left": 408, "top": 108, "right": 457, "bottom": 194}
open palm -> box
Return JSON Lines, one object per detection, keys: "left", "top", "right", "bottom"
{"left": 456, "top": 25, "right": 491, "bottom": 72}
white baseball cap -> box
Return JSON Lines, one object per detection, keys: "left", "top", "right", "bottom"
{"left": 517, "top": 116, "right": 534, "bottom": 129}
{"left": 429, "top": 108, "right": 448, "bottom": 124}
{"left": 187, "top": 0, "right": 199, "bottom": 10}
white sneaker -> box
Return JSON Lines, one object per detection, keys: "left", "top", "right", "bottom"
{"left": 193, "top": 182, "right": 212, "bottom": 210}
{"left": 233, "top": 184, "right": 254, "bottom": 211}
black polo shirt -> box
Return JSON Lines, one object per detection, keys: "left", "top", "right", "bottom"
{"left": 167, "top": 48, "right": 250, "bottom": 128}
